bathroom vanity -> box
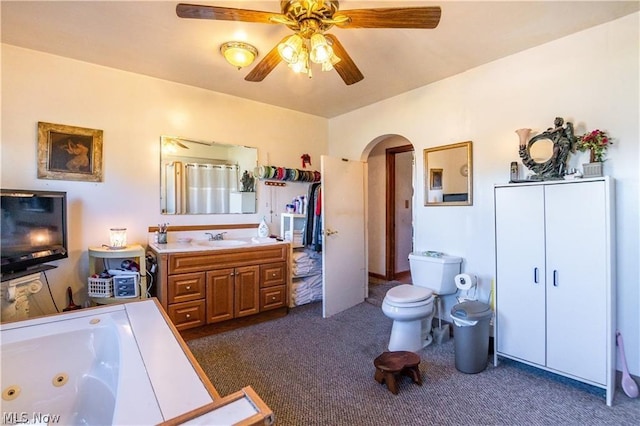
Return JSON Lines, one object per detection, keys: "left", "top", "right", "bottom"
{"left": 149, "top": 239, "right": 290, "bottom": 334}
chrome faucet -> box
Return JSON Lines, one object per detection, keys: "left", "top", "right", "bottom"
{"left": 206, "top": 232, "right": 226, "bottom": 241}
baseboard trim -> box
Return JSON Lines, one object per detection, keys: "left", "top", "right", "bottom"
{"left": 369, "top": 271, "right": 387, "bottom": 281}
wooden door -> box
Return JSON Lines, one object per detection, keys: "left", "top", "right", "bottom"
{"left": 495, "top": 185, "right": 546, "bottom": 365}
{"left": 545, "top": 181, "right": 608, "bottom": 383}
{"left": 206, "top": 268, "right": 234, "bottom": 323}
{"left": 321, "top": 155, "right": 367, "bottom": 318}
{"left": 234, "top": 265, "right": 260, "bottom": 318}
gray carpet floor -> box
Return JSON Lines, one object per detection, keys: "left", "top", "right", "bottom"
{"left": 187, "top": 285, "right": 640, "bottom": 425}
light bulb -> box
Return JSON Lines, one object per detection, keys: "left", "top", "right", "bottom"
{"left": 309, "top": 33, "right": 333, "bottom": 64}
{"left": 278, "top": 34, "right": 303, "bottom": 64}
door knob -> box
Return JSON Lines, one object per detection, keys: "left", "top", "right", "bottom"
{"left": 325, "top": 228, "right": 338, "bottom": 236}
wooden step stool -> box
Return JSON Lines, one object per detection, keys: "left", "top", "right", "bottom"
{"left": 374, "top": 351, "right": 422, "bottom": 395}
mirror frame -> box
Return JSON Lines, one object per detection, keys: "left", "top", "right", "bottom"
{"left": 423, "top": 141, "right": 473, "bottom": 206}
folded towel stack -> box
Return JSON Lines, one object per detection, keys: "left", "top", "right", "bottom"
{"left": 290, "top": 248, "right": 323, "bottom": 306}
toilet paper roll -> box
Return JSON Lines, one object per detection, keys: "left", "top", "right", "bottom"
{"left": 455, "top": 273, "right": 477, "bottom": 290}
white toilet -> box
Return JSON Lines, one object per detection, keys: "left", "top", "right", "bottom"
{"left": 382, "top": 252, "right": 462, "bottom": 352}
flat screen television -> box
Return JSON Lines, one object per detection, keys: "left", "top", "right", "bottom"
{"left": 1, "top": 189, "right": 68, "bottom": 275}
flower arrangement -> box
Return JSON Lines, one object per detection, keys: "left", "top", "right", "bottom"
{"left": 576, "top": 129, "right": 612, "bottom": 163}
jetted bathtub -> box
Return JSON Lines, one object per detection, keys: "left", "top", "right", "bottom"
{"left": 0, "top": 299, "right": 217, "bottom": 425}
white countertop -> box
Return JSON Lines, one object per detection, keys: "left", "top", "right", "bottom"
{"left": 148, "top": 236, "right": 289, "bottom": 254}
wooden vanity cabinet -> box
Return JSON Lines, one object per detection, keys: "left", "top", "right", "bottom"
{"left": 152, "top": 243, "right": 289, "bottom": 332}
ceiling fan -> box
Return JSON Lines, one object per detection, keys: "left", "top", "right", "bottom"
{"left": 176, "top": 1, "right": 441, "bottom": 85}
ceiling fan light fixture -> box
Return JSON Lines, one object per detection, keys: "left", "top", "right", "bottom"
{"left": 278, "top": 34, "right": 303, "bottom": 64}
{"left": 321, "top": 52, "right": 340, "bottom": 71}
{"left": 289, "top": 47, "right": 309, "bottom": 74}
{"left": 309, "top": 32, "right": 333, "bottom": 64}
{"left": 220, "top": 41, "right": 258, "bottom": 69}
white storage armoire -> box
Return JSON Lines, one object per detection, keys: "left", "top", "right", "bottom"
{"left": 494, "top": 177, "right": 615, "bottom": 405}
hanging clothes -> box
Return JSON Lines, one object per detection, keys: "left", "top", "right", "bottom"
{"left": 303, "top": 183, "right": 322, "bottom": 251}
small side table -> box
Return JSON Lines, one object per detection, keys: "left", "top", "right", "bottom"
{"left": 374, "top": 351, "right": 422, "bottom": 395}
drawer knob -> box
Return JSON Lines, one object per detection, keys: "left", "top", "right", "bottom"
{"left": 272, "top": 296, "right": 277, "bottom": 300}
{"left": 186, "top": 286, "right": 191, "bottom": 290}
{"left": 272, "top": 273, "right": 277, "bottom": 277}
{"left": 186, "top": 314, "right": 191, "bottom": 318}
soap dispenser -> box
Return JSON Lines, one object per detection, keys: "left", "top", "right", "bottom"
{"left": 258, "top": 216, "right": 269, "bottom": 238}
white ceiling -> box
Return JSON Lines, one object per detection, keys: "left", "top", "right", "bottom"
{"left": 2, "top": 1, "right": 638, "bottom": 118}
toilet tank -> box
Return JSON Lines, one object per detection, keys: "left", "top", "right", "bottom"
{"left": 408, "top": 252, "right": 462, "bottom": 295}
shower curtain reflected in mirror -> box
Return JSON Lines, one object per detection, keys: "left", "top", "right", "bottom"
{"left": 164, "top": 162, "right": 239, "bottom": 214}
{"left": 186, "top": 164, "right": 239, "bottom": 214}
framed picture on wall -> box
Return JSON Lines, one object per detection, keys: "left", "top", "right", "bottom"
{"left": 37, "top": 122, "right": 103, "bottom": 182}
{"left": 429, "top": 168, "right": 443, "bottom": 190}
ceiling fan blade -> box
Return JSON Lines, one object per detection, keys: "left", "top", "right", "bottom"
{"left": 176, "top": 3, "right": 283, "bottom": 24}
{"left": 244, "top": 37, "right": 288, "bottom": 82}
{"left": 334, "top": 7, "right": 441, "bottom": 29}
{"left": 324, "top": 34, "right": 363, "bottom": 86}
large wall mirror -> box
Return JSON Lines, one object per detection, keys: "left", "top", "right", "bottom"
{"left": 160, "top": 136, "right": 258, "bottom": 214}
{"left": 423, "top": 141, "right": 473, "bottom": 206}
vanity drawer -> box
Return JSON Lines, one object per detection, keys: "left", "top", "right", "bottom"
{"left": 260, "top": 285, "right": 286, "bottom": 311}
{"left": 168, "top": 272, "right": 206, "bottom": 304}
{"left": 169, "top": 244, "right": 287, "bottom": 274}
{"left": 168, "top": 300, "right": 206, "bottom": 331}
{"left": 260, "top": 262, "right": 286, "bottom": 288}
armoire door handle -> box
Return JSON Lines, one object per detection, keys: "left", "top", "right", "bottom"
{"left": 553, "top": 270, "right": 558, "bottom": 287}
{"left": 534, "top": 267, "right": 539, "bottom": 283}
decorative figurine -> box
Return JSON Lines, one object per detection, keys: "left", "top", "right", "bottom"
{"left": 240, "top": 170, "right": 255, "bottom": 192}
{"left": 301, "top": 153, "right": 311, "bottom": 169}
{"left": 518, "top": 117, "right": 575, "bottom": 180}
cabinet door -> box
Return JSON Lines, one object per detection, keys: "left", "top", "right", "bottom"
{"left": 234, "top": 265, "right": 260, "bottom": 318}
{"left": 206, "top": 268, "right": 234, "bottom": 323}
{"left": 545, "top": 181, "right": 608, "bottom": 383}
{"left": 495, "top": 185, "right": 546, "bottom": 365}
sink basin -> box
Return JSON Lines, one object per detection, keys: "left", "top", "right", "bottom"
{"left": 251, "top": 237, "right": 277, "bottom": 244}
{"left": 197, "top": 240, "right": 248, "bottom": 247}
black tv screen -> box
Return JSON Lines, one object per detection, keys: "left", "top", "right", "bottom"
{"left": 1, "top": 189, "right": 68, "bottom": 275}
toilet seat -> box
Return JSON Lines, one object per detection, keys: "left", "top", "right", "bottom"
{"left": 384, "top": 285, "right": 434, "bottom": 308}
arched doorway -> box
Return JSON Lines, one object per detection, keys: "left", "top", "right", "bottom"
{"left": 364, "top": 135, "right": 414, "bottom": 283}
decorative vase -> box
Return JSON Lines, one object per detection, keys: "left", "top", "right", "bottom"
{"left": 516, "top": 128, "right": 532, "bottom": 148}
{"left": 583, "top": 162, "right": 603, "bottom": 178}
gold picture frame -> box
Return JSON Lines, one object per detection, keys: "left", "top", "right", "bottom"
{"left": 429, "top": 168, "right": 443, "bottom": 190}
{"left": 38, "top": 122, "right": 103, "bottom": 182}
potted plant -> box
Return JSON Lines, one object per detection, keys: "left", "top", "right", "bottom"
{"left": 576, "top": 129, "right": 612, "bottom": 177}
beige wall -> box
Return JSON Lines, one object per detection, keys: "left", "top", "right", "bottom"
{"left": 1, "top": 44, "right": 327, "bottom": 314}
{"left": 329, "top": 14, "right": 640, "bottom": 375}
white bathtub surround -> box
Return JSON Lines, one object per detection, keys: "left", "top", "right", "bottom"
{"left": 0, "top": 299, "right": 218, "bottom": 424}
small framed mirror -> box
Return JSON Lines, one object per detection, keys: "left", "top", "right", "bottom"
{"left": 424, "top": 141, "right": 473, "bottom": 206}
